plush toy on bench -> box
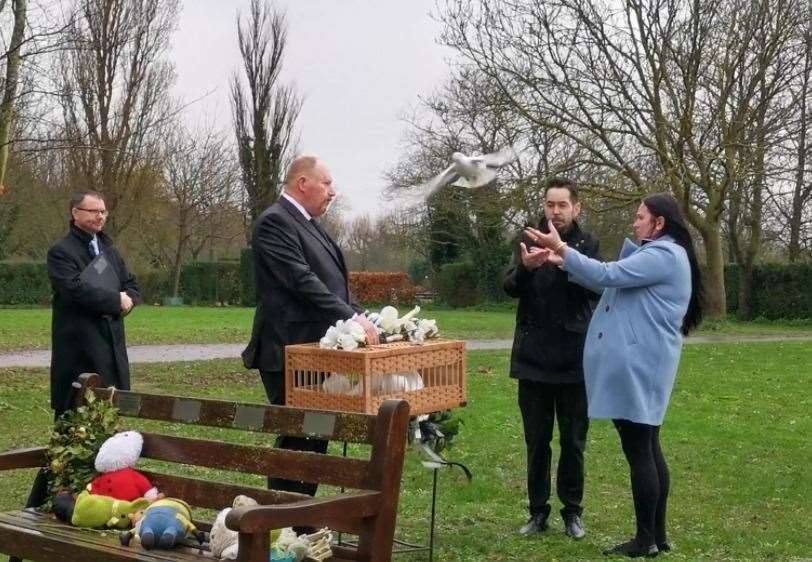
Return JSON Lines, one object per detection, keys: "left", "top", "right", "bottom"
{"left": 53, "top": 490, "right": 151, "bottom": 529}
{"left": 89, "top": 431, "right": 159, "bottom": 501}
{"left": 121, "top": 498, "right": 205, "bottom": 550}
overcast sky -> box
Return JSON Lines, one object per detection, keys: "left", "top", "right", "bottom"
{"left": 171, "top": 0, "right": 455, "bottom": 218}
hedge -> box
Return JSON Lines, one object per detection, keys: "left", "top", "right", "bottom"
{"left": 436, "top": 261, "right": 481, "bottom": 307}
{"left": 3, "top": 260, "right": 811, "bottom": 318}
{"left": 180, "top": 261, "right": 241, "bottom": 305}
{"left": 0, "top": 261, "right": 241, "bottom": 306}
{"left": 0, "top": 262, "right": 51, "bottom": 305}
{"left": 348, "top": 272, "right": 417, "bottom": 307}
{"left": 736, "top": 262, "right": 812, "bottom": 319}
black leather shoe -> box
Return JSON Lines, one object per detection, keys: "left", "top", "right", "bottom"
{"left": 519, "top": 514, "right": 549, "bottom": 536}
{"left": 657, "top": 542, "right": 671, "bottom": 552}
{"left": 564, "top": 514, "right": 586, "bottom": 540}
{"left": 603, "top": 539, "right": 659, "bottom": 558}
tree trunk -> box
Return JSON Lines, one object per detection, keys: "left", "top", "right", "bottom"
{"left": 172, "top": 224, "right": 187, "bottom": 299}
{"left": 701, "top": 225, "right": 726, "bottom": 321}
{"left": 737, "top": 263, "right": 754, "bottom": 320}
{"left": 0, "top": 0, "right": 27, "bottom": 190}
{"left": 789, "top": 28, "right": 811, "bottom": 262}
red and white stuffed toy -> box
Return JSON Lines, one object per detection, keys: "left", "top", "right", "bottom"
{"left": 90, "top": 431, "right": 159, "bottom": 502}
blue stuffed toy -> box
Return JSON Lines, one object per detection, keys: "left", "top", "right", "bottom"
{"left": 121, "top": 498, "right": 204, "bottom": 550}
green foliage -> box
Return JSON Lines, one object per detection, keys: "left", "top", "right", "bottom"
{"left": 0, "top": 262, "right": 50, "bottom": 305}
{"left": 436, "top": 260, "right": 481, "bottom": 307}
{"left": 747, "top": 262, "right": 812, "bottom": 319}
{"left": 0, "top": 201, "right": 19, "bottom": 260}
{"left": 725, "top": 262, "right": 812, "bottom": 319}
{"left": 240, "top": 248, "right": 256, "bottom": 307}
{"left": 407, "top": 259, "right": 430, "bottom": 286}
{"left": 45, "top": 390, "right": 120, "bottom": 506}
{"left": 180, "top": 261, "right": 241, "bottom": 305}
{"left": 136, "top": 269, "right": 171, "bottom": 305}
{"left": 425, "top": 187, "right": 474, "bottom": 272}
{"left": 470, "top": 242, "right": 511, "bottom": 302}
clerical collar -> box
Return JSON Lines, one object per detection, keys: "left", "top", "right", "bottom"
{"left": 281, "top": 192, "right": 312, "bottom": 221}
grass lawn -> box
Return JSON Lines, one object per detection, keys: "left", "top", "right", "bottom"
{"left": 0, "top": 342, "right": 809, "bottom": 560}
{"left": 2, "top": 305, "right": 812, "bottom": 352}
{"left": 0, "top": 305, "right": 519, "bottom": 351}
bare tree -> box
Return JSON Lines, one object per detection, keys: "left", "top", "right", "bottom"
{"left": 437, "top": 0, "right": 806, "bottom": 319}
{"left": 58, "top": 0, "right": 179, "bottom": 237}
{"left": 345, "top": 214, "right": 376, "bottom": 270}
{"left": 162, "top": 126, "right": 239, "bottom": 298}
{"left": 0, "top": 0, "right": 26, "bottom": 190}
{"left": 231, "top": 0, "right": 300, "bottom": 225}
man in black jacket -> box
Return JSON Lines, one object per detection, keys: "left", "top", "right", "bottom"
{"left": 243, "top": 155, "right": 378, "bottom": 496}
{"left": 48, "top": 191, "right": 141, "bottom": 416}
{"left": 504, "top": 178, "right": 600, "bottom": 540}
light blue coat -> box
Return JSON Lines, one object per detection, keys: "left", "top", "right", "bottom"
{"left": 562, "top": 235, "right": 690, "bottom": 425}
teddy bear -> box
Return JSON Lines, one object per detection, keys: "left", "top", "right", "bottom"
{"left": 89, "top": 431, "right": 159, "bottom": 502}
{"left": 53, "top": 489, "right": 151, "bottom": 529}
{"left": 121, "top": 497, "right": 204, "bottom": 550}
{"left": 209, "top": 494, "right": 260, "bottom": 559}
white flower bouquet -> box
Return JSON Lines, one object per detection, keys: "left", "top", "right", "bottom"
{"left": 318, "top": 305, "right": 439, "bottom": 351}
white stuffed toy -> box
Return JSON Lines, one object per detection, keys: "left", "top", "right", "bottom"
{"left": 210, "top": 495, "right": 258, "bottom": 559}
{"left": 89, "top": 431, "right": 159, "bottom": 502}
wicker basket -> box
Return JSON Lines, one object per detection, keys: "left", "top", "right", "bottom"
{"left": 285, "top": 339, "right": 467, "bottom": 415}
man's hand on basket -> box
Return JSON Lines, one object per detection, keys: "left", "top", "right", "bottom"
{"left": 355, "top": 314, "right": 380, "bottom": 345}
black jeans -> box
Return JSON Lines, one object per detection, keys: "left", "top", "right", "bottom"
{"left": 260, "top": 370, "right": 328, "bottom": 497}
{"left": 613, "top": 419, "right": 670, "bottom": 547}
{"left": 518, "top": 380, "right": 589, "bottom": 520}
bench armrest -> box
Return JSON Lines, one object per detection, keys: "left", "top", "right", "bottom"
{"left": 226, "top": 490, "right": 382, "bottom": 533}
{"left": 0, "top": 447, "right": 47, "bottom": 471}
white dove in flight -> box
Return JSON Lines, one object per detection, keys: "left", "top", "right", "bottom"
{"left": 423, "top": 146, "right": 518, "bottom": 196}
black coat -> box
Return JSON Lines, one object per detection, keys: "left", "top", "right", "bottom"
{"left": 503, "top": 221, "right": 601, "bottom": 383}
{"left": 242, "top": 197, "right": 363, "bottom": 372}
{"left": 48, "top": 225, "right": 141, "bottom": 414}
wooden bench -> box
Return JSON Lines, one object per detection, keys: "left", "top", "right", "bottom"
{"left": 0, "top": 373, "right": 410, "bottom": 562}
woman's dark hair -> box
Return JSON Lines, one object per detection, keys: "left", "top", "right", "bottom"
{"left": 643, "top": 193, "right": 704, "bottom": 335}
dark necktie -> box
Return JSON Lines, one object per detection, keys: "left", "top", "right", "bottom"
{"left": 310, "top": 219, "right": 332, "bottom": 246}
{"left": 88, "top": 240, "right": 98, "bottom": 257}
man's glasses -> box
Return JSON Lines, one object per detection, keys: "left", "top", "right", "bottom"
{"left": 75, "top": 208, "right": 108, "bottom": 217}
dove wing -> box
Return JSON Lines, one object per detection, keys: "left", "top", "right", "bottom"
{"left": 425, "top": 164, "right": 460, "bottom": 197}
{"left": 482, "top": 146, "right": 518, "bottom": 168}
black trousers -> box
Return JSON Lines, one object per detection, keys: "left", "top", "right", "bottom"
{"left": 518, "top": 379, "right": 589, "bottom": 520}
{"left": 260, "top": 370, "right": 328, "bottom": 497}
{"left": 613, "top": 419, "right": 670, "bottom": 547}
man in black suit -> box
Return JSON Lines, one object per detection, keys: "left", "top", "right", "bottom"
{"left": 243, "top": 155, "right": 378, "bottom": 496}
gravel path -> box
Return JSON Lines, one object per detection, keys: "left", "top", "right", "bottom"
{"left": 1, "top": 335, "right": 810, "bottom": 368}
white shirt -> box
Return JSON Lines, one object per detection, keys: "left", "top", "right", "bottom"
{"left": 89, "top": 235, "right": 100, "bottom": 257}
{"left": 281, "top": 192, "right": 311, "bottom": 221}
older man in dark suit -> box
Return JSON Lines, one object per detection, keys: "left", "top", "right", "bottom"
{"left": 243, "top": 155, "right": 378, "bottom": 496}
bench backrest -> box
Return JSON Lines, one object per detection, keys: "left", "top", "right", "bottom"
{"left": 73, "top": 373, "right": 410, "bottom": 538}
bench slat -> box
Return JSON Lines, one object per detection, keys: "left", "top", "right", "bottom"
{"left": 0, "top": 510, "right": 206, "bottom": 561}
{"left": 142, "top": 470, "right": 310, "bottom": 511}
{"left": 141, "top": 433, "right": 372, "bottom": 491}
{"left": 95, "top": 388, "right": 377, "bottom": 443}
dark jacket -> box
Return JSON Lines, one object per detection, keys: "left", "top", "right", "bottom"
{"left": 48, "top": 224, "right": 141, "bottom": 414}
{"left": 503, "top": 221, "right": 600, "bottom": 383}
{"left": 242, "top": 197, "right": 363, "bottom": 372}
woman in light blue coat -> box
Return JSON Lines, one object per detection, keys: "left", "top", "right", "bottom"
{"left": 525, "top": 193, "right": 703, "bottom": 559}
